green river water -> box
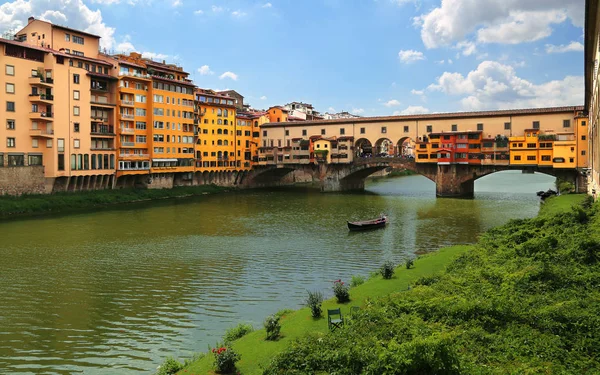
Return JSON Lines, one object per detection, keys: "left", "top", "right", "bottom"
{"left": 0, "top": 171, "right": 555, "bottom": 374}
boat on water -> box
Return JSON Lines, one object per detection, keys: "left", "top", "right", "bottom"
{"left": 347, "top": 215, "right": 388, "bottom": 231}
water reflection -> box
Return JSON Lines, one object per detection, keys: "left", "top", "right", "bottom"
{"left": 0, "top": 171, "right": 555, "bottom": 374}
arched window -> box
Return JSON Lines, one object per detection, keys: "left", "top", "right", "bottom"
{"left": 254, "top": 121, "right": 258, "bottom": 127}
{"left": 110, "top": 154, "right": 115, "bottom": 169}
{"left": 218, "top": 119, "right": 222, "bottom": 125}
{"left": 224, "top": 109, "right": 228, "bottom": 117}
{"left": 84, "top": 154, "right": 89, "bottom": 170}
{"left": 217, "top": 129, "right": 223, "bottom": 134}
{"left": 224, "top": 140, "right": 229, "bottom": 146}
{"left": 224, "top": 129, "right": 228, "bottom": 135}
{"left": 91, "top": 154, "right": 97, "bottom": 170}
{"left": 217, "top": 151, "right": 223, "bottom": 158}
{"left": 70, "top": 154, "right": 76, "bottom": 170}
{"left": 97, "top": 154, "right": 103, "bottom": 169}
{"left": 224, "top": 119, "right": 228, "bottom": 125}
{"left": 77, "top": 154, "right": 83, "bottom": 170}
{"left": 217, "top": 109, "right": 222, "bottom": 116}
{"left": 217, "top": 140, "right": 223, "bottom": 146}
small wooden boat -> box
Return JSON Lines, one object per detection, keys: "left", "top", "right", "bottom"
{"left": 347, "top": 215, "right": 388, "bottom": 231}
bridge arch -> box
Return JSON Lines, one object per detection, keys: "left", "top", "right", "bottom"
{"left": 355, "top": 138, "right": 373, "bottom": 157}
{"left": 374, "top": 137, "right": 394, "bottom": 156}
{"left": 396, "top": 137, "right": 416, "bottom": 157}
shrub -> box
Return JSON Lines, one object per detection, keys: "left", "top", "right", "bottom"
{"left": 351, "top": 274, "right": 366, "bottom": 287}
{"left": 305, "top": 290, "right": 324, "bottom": 318}
{"left": 556, "top": 179, "right": 575, "bottom": 194}
{"left": 264, "top": 314, "right": 281, "bottom": 341}
{"left": 223, "top": 322, "right": 254, "bottom": 343}
{"left": 333, "top": 279, "right": 350, "bottom": 303}
{"left": 406, "top": 258, "right": 414, "bottom": 269}
{"left": 380, "top": 260, "right": 395, "bottom": 279}
{"left": 155, "top": 357, "right": 183, "bottom": 375}
{"left": 212, "top": 345, "right": 240, "bottom": 374}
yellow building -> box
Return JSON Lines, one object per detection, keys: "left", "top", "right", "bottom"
{"left": 195, "top": 89, "right": 237, "bottom": 171}
{"left": 236, "top": 111, "right": 268, "bottom": 170}
{"left": 576, "top": 115, "right": 589, "bottom": 168}
{"left": 313, "top": 139, "right": 332, "bottom": 163}
{"left": 509, "top": 129, "right": 539, "bottom": 166}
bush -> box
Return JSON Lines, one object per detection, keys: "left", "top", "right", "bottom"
{"left": 155, "top": 357, "right": 183, "bottom": 375}
{"left": 264, "top": 314, "right": 281, "bottom": 341}
{"left": 351, "top": 274, "right": 366, "bottom": 287}
{"left": 212, "top": 344, "right": 240, "bottom": 374}
{"left": 223, "top": 322, "right": 253, "bottom": 343}
{"left": 380, "top": 260, "right": 395, "bottom": 279}
{"left": 406, "top": 258, "right": 414, "bottom": 269}
{"left": 333, "top": 279, "right": 350, "bottom": 303}
{"left": 305, "top": 290, "right": 324, "bottom": 318}
{"left": 556, "top": 179, "right": 575, "bottom": 194}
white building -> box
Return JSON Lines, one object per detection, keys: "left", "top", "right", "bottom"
{"left": 323, "top": 111, "right": 362, "bottom": 120}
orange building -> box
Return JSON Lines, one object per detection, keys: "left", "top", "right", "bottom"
{"left": 267, "top": 106, "right": 288, "bottom": 123}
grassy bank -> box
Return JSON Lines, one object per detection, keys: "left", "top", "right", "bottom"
{"left": 0, "top": 184, "right": 226, "bottom": 219}
{"left": 171, "top": 193, "right": 594, "bottom": 375}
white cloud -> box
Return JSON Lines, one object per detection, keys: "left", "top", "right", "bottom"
{"left": 171, "top": 0, "right": 182, "bottom": 7}
{"left": 194, "top": 9, "right": 204, "bottom": 15}
{"left": 394, "top": 106, "right": 430, "bottom": 115}
{"left": 260, "top": 96, "right": 267, "bottom": 100}
{"left": 212, "top": 5, "right": 224, "bottom": 12}
{"left": 231, "top": 10, "right": 246, "bottom": 18}
{"left": 411, "top": 89, "right": 424, "bottom": 96}
{"left": 0, "top": 0, "right": 117, "bottom": 50}
{"left": 198, "top": 65, "right": 214, "bottom": 75}
{"left": 418, "top": 0, "right": 584, "bottom": 49}
{"left": 219, "top": 71, "right": 238, "bottom": 81}
{"left": 142, "top": 51, "right": 170, "bottom": 60}
{"left": 398, "top": 49, "right": 425, "bottom": 64}
{"left": 262, "top": 2, "right": 272, "bottom": 8}
{"left": 383, "top": 99, "right": 402, "bottom": 107}
{"left": 428, "top": 60, "right": 583, "bottom": 110}
{"left": 352, "top": 108, "right": 365, "bottom": 115}
{"left": 116, "top": 41, "right": 135, "bottom": 53}
{"left": 436, "top": 60, "right": 445, "bottom": 65}
{"left": 448, "top": 59, "right": 453, "bottom": 64}
{"left": 455, "top": 40, "right": 477, "bottom": 56}
{"left": 545, "top": 41, "right": 584, "bottom": 53}
{"left": 328, "top": 107, "right": 336, "bottom": 112}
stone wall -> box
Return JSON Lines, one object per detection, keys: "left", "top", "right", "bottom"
{"left": 0, "top": 166, "right": 48, "bottom": 196}
{"left": 147, "top": 173, "right": 174, "bottom": 189}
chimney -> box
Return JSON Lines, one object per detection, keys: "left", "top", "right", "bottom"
{"left": 162, "top": 60, "right": 166, "bottom": 64}
{"left": 28, "top": 16, "right": 35, "bottom": 24}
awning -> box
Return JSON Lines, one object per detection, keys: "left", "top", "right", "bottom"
{"left": 152, "top": 158, "right": 178, "bottom": 162}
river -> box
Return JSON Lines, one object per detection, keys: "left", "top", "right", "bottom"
{"left": 0, "top": 171, "right": 555, "bottom": 374}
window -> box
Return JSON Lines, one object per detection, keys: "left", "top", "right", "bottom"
{"left": 570, "top": 158, "right": 574, "bottom": 163}
{"left": 527, "top": 155, "right": 536, "bottom": 161}
{"left": 8, "top": 154, "right": 24, "bottom": 166}
{"left": 321, "top": 129, "right": 326, "bottom": 135}
{"left": 426, "top": 125, "right": 433, "bottom": 133}
{"left": 73, "top": 90, "right": 80, "bottom": 100}
{"left": 136, "top": 121, "right": 147, "bottom": 130}
{"left": 533, "top": 121, "right": 540, "bottom": 129}
{"left": 404, "top": 126, "right": 409, "bottom": 133}
{"left": 73, "top": 35, "right": 84, "bottom": 45}
{"left": 73, "top": 74, "right": 80, "bottom": 84}
{"left": 563, "top": 119, "right": 571, "bottom": 128}
{"left": 58, "top": 139, "right": 65, "bottom": 152}
{"left": 73, "top": 106, "right": 80, "bottom": 116}
{"left": 582, "top": 150, "right": 587, "bottom": 156}
{"left": 5, "top": 65, "right": 14, "bottom": 75}
{"left": 340, "top": 128, "right": 345, "bottom": 135}
{"left": 28, "top": 154, "right": 42, "bottom": 166}
{"left": 502, "top": 122, "right": 510, "bottom": 130}
{"left": 285, "top": 130, "right": 290, "bottom": 136}
{"left": 582, "top": 121, "right": 587, "bottom": 126}
{"left": 65, "top": 33, "right": 70, "bottom": 41}
{"left": 7, "top": 137, "right": 16, "bottom": 147}
{"left": 135, "top": 94, "right": 146, "bottom": 103}
{"left": 47, "top": 140, "right": 52, "bottom": 148}
{"left": 527, "top": 143, "right": 536, "bottom": 148}
{"left": 360, "top": 127, "right": 365, "bottom": 134}
{"left": 541, "top": 155, "right": 551, "bottom": 161}
{"left": 451, "top": 124, "right": 457, "bottom": 131}
{"left": 6, "top": 101, "right": 15, "bottom": 112}
{"left": 582, "top": 135, "right": 587, "bottom": 141}
{"left": 136, "top": 108, "right": 147, "bottom": 116}
{"left": 513, "top": 155, "right": 521, "bottom": 161}
{"left": 381, "top": 127, "right": 387, "bottom": 133}
{"left": 7, "top": 120, "right": 15, "bottom": 130}
{"left": 302, "top": 129, "right": 307, "bottom": 136}
{"left": 58, "top": 154, "right": 65, "bottom": 170}
{"left": 263, "top": 130, "right": 268, "bottom": 137}
{"left": 477, "top": 123, "right": 483, "bottom": 131}
{"left": 5, "top": 83, "right": 14, "bottom": 94}
{"left": 74, "top": 123, "right": 80, "bottom": 132}
{"left": 74, "top": 139, "right": 80, "bottom": 149}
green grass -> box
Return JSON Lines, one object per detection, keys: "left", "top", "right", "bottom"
{"left": 179, "top": 245, "right": 471, "bottom": 375}
{"left": 538, "top": 193, "right": 588, "bottom": 217}
{"left": 0, "top": 184, "right": 226, "bottom": 219}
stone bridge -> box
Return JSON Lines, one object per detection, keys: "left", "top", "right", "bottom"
{"left": 242, "top": 157, "right": 586, "bottom": 198}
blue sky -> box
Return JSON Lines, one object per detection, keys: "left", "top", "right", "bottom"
{"left": 0, "top": 0, "right": 585, "bottom": 115}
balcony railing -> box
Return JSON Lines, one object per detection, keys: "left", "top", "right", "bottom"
{"left": 29, "top": 128, "right": 54, "bottom": 138}
{"left": 120, "top": 127, "right": 135, "bottom": 134}
{"left": 29, "top": 76, "right": 53, "bottom": 86}
{"left": 30, "top": 111, "right": 54, "bottom": 120}
{"left": 91, "top": 125, "right": 115, "bottom": 135}
{"left": 120, "top": 99, "right": 134, "bottom": 106}
{"left": 91, "top": 146, "right": 115, "bottom": 151}
{"left": 118, "top": 71, "right": 151, "bottom": 79}
{"left": 121, "top": 141, "right": 135, "bottom": 147}
{"left": 120, "top": 113, "right": 135, "bottom": 119}
{"left": 119, "top": 153, "right": 149, "bottom": 158}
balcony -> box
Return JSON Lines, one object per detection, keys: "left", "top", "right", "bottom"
{"left": 29, "top": 93, "right": 54, "bottom": 104}
{"left": 121, "top": 141, "right": 135, "bottom": 147}
{"left": 120, "top": 113, "right": 135, "bottom": 120}
{"left": 91, "top": 146, "right": 116, "bottom": 151}
{"left": 120, "top": 99, "right": 134, "bottom": 107}
{"left": 118, "top": 71, "right": 151, "bottom": 80}
{"left": 29, "top": 111, "right": 53, "bottom": 121}
{"left": 28, "top": 76, "right": 53, "bottom": 88}
{"left": 91, "top": 95, "right": 115, "bottom": 107}
{"left": 119, "top": 153, "right": 149, "bottom": 159}
{"left": 29, "top": 128, "right": 54, "bottom": 138}
{"left": 91, "top": 125, "right": 116, "bottom": 137}
{"left": 91, "top": 82, "right": 109, "bottom": 92}
{"left": 120, "top": 127, "right": 135, "bottom": 134}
